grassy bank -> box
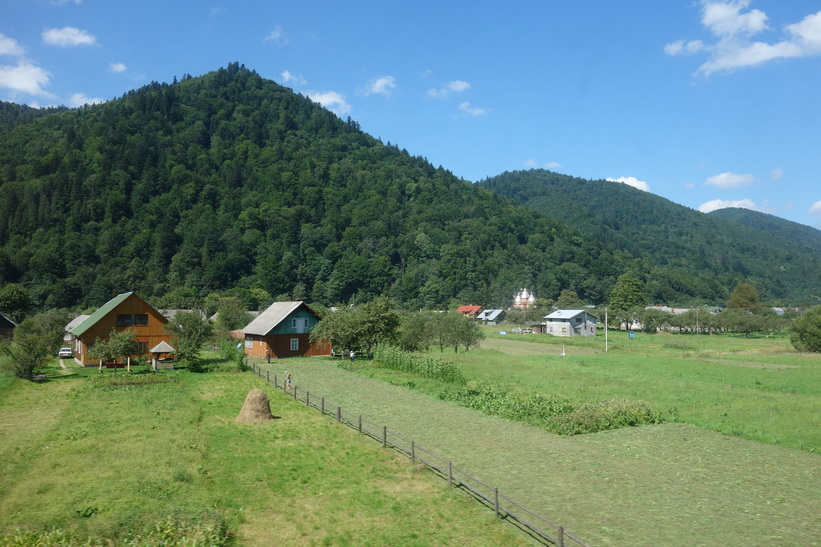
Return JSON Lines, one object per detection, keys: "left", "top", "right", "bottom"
{"left": 0, "top": 357, "right": 526, "bottom": 545}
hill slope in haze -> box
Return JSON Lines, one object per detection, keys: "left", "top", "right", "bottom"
{"left": 478, "top": 170, "right": 821, "bottom": 305}
{"left": 0, "top": 64, "right": 629, "bottom": 311}
{"left": 709, "top": 207, "right": 821, "bottom": 253}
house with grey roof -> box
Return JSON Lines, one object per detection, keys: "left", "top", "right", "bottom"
{"left": 241, "top": 301, "right": 330, "bottom": 359}
{"left": 544, "top": 309, "right": 598, "bottom": 337}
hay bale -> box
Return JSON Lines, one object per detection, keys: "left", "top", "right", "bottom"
{"left": 236, "top": 389, "right": 275, "bottom": 422}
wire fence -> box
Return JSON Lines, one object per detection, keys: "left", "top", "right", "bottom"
{"left": 251, "top": 363, "right": 589, "bottom": 547}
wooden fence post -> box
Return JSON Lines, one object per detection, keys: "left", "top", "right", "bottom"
{"left": 266, "top": 370, "right": 270, "bottom": 383}
{"left": 494, "top": 488, "right": 499, "bottom": 518}
{"left": 336, "top": 406, "right": 341, "bottom": 422}
{"left": 305, "top": 391, "right": 310, "bottom": 405}
{"left": 321, "top": 398, "right": 325, "bottom": 414}
{"left": 557, "top": 526, "right": 564, "bottom": 547}
{"left": 274, "top": 374, "right": 278, "bottom": 388}
{"left": 411, "top": 440, "right": 415, "bottom": 463}
{"left": 382, "top": 426, "right": 387, "bottom": 448}
{"left": 448, "top": 461, "right": 453, "bottom": 487}
{"left": 358, "top": 415, "right": 362, "bottom": 434}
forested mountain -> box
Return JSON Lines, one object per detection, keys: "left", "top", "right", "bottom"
{"left": 478, "top": 170, "right": 821, "bottom": 306}
{"left": 709, "top": 207, "right": 821, "bottom": 253}
{"left": 0, "top": 64, "right": 629, "bottom": 311}
{"left": 0, "top": 101, "right": 68, "bottom": 131}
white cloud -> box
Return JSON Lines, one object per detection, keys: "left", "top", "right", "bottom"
{"left": 664, "top": 39, "right": 705, "bottom": 56}
{"left": 525, "top": 159, "right": 562, "bottom": 169}
{"left": 0, "top": 34, "right": 25, "bottom": 57}
{"left": 263, "top": 26, "right": 289, "bottom": 46}
{"left": 109, "top": 62, "right": 127, "bottom": 73}
{"left": 606, "top": 176, "right": 651, "bottom": 192}
{"left": 810, "top": 201, "right": 821, "bottom": 216}
{"left": 457, "top": 101, "right": 488, "bottom": 116}
{"left": 427, "top": 80, "right": 470, "bottom": 98}
{"left": 363, "top": 75, "right": 397, "bottom": 96}
{"left": 0, "top": 62, "right": 53, "bottom": 96}
{"left": 42, "top": 27, "right": 97, "bottom": 47}
{"left": 305, "top": 90, "right": 351, "bottom": 116}
{"left": 68, "top": 92, "right": 104, "bottom": 107}
{"left": 281, "top": 70, "right": 307, "bottom": 86}
{"left": 704, "top": 171, "right": 755, "bottom": 188}
{"left": 701, "top": 0, "right": 768, "bottom": 36}
{"left": 769, "top": 168, "right": 784, "bottom": 180}
{"left": 698, "top": 198, "right": 763, "bottom": 213}
{"left": 665, "top": 3, "right": 821, "bottom": 75}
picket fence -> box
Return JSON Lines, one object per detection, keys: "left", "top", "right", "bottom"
{"left": 251, "top": 363, "right": 589, "bottom": 546}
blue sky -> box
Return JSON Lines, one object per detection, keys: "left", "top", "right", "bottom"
{"left": 2, "top": 0, "right": 820, "bottom": 229}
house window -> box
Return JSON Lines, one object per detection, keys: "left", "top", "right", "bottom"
{"left": 245, "top": 335, "right": 253, "bottom": 349}
{"left": 117, "top": 314, "right": 148, "bottom": 327}
{"left": 290, "top": 338, "right": 299, "bottom": 351}
{"left": 135, "top": 341, "right": 148, "bottom": 354}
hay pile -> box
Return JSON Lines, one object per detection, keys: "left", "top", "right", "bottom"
{"left": 235, "top": 389, "right": 275, "bottom": 422}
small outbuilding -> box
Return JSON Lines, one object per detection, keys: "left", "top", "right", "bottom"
{"left": 544, "top": 309, "right": 598, "bottom": 337}
{"left": 241, "top": 301, "right": 330, "bottom": 359}
{"left": 0, "top": 313, "right": 16, "bottom": 340}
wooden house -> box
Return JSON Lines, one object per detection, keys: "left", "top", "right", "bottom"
{"left": 456, "top": 305, "right": 484, "bottom": 318}
{"left": 242, "top": 301, "right": 330, "bottom": 359}
{"left": 544, "top": 309, "right": 598, "bottom": 337}
{"left": 0, "top": 312, "right": 16, "bottom": 340}
{"left": 69, "top": 292, "right": 171, "bottom": 365}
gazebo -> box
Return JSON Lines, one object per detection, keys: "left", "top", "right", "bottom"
{"left": 149, "top": 341, "right": 175, "bottom": 370}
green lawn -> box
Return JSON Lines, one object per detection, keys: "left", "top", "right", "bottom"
{"left": 446, "top": 330, "right": 821, "bottom": 451}
{"left": 0, "top": 357, "right": 526, "bottom": 546}
{"left": 257, "top": 331, "right": 821, "bottom": 546}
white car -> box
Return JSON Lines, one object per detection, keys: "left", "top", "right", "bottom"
{"left": 58, "top": 348, "right": 73, "bottom": 358}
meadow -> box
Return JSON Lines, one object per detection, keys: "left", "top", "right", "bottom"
{"left": 257, "top": 330, "right": 820, "bottom": 545}
{"left": 0, "top": 356, "right": 526, "bottom": 546}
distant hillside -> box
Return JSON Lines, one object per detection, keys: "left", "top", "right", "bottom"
{"left": 478, "top": 170, "right": 821, "bottom": 305}
{"left": 0, "top": 64, "right": 627, "bottom": 311}
{"left": 709, "top": 207, "right": 821, "bottom": 253}
{"left": 0, "top": 101, "right": 68, "bottom": 131}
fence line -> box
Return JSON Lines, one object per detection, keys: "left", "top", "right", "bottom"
{"left": 251, "top": 363, "right": 589, "bottom": 547}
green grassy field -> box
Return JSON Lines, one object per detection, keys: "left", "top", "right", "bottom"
{"left": 0, "top": 356, "right": 526, "bottom": 546}
{"left": 442, "top": 330, "right": 821, "bottom": 451}
{"left": 255, "top": 330, "right": 820, "bottom": 546}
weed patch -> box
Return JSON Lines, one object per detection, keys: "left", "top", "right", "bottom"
{"left": 546, "top": 398, "right": 665, "bottom": 435}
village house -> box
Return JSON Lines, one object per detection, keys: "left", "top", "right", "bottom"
{"left": 544, "top": 309, "right": 598, "bottom": 337}
{"left": 456, "top": 305, "right": 484, "bottom": 318}
{"left": 69, "top": 292, "right": 172, "bottom": 366}
{"left": 477, "top": 309, "right": 506, "bottom": 324}
{"left": 242, "top": 301, "right": 330, "bottom": 359}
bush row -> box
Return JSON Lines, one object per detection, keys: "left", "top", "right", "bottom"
{"left": 374, "top": 346, "right": 467, "bottom": 384}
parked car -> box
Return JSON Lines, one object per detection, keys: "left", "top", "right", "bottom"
{"left": 58, "top": 347, "right": 73, "bottom": 358}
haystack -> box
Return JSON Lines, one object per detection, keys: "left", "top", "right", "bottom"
{"left": 236, "top": 389, "right": 275, "bottom": 422}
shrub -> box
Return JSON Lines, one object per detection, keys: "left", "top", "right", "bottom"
{"left": 374, "top": 346, "right": 466, "bottom": 384}
{"left": 545, "top": 398, "right": 664, "bottom": 435}
{"left": 790, "top": 306, "right": 821, "bottom": 352}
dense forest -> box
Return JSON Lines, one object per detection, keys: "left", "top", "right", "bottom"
{"left": 478, "top": 170, "right": 821, "bottom": 306}
{"left": 1, "top": 64, "right": 816, "bottom": 312}
{"left": 709, "top": 207, "right": 821, "bottom": 254}
{"left": 0, "top": 64, "right": 629, "bottom": 311}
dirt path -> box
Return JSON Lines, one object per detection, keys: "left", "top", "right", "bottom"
{"left": 255, "top": 357, "right": 820, "bottom": 546}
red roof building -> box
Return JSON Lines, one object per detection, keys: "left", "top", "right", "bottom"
{"left": 456, "top": 305, "right": 484, "bottom": 318}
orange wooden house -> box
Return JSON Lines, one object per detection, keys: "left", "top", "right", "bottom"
{"left": 242, "top": 301, "right": 330, "bottom": 359}
{"left": 69, "top": 291, "right": 171, "bottom": 366}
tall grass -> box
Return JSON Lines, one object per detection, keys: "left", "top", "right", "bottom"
{"left": 373, "top": 345, "right": 466, "bottom": 384}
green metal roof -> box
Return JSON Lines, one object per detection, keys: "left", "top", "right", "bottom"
{"left": 69, "top": 291, "right": 134, "bottom": 337}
